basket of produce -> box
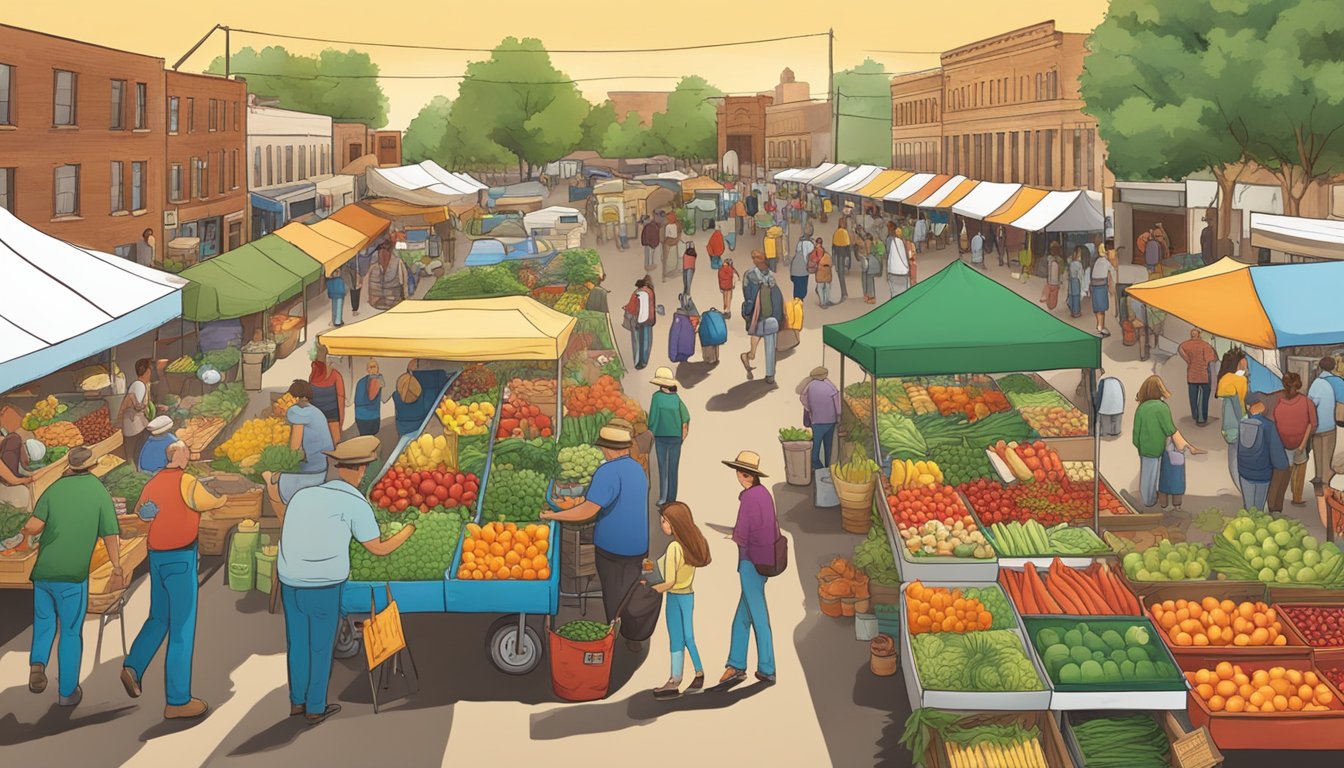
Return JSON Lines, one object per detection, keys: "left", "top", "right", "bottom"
{"left": 1275, "top": 604, "right": 1344, "bottom": 653}
{"left": 446, "top": 521, "right": 559, "bottom": 615}
{"left": 981, "top": 519, "right": 1110, "bottom": 568}
{"left": 548, "top": 618, "right": 616, "bottom": 702}
{"left": 884, "top": 479, "right": 997, "bottom": 582}
{"left": 165, "top": 354, "right": 200, "bottom": 375}
{"left": 1061, "top": 711, "right": 1175, "bottom": 768}
{"left": 916, "top": 409, "right": 1035, "bottom": 451}
{"left": 901, "top": 583, "right": 1050, "bottom": 710}
{"left": 1210, "top": 509, "right": 1344, "bottom": 587}
{"left": 1023, "top": 616, "right": 1189, "bottom": 709}
{"left": 557, "top": 445, "right": 603, "bottom": 488}
{"left": 832, "top": 447, "right": 880, "bottom": 534}
{"left": 191, "top": 383, "right": 248, "bottom": 421}
{"left": 999, "top": 557, "right": 1142, "bottom": 617}
{"left": 903, "top": 709, "right": 1074, "bottom": 768}
{"left": 1178, "top": 656, "right": 1344, "bottom": 750}
{"left": 372, "top": 465, "right": 479, "bottom": 515}
{"left": 199, "top": 473, "right": 265, "bottom": 520}
{"left": 817, "top": 557, "right": 868, "bottom": 616}
{"left": 853, "top": 514, "right": 902, "bottom": 604}
{"left": 394, "top": 433, "right": 460, "bottom": 475}
{"left": 778, "top": 427, "right": 812, "bottom": 487}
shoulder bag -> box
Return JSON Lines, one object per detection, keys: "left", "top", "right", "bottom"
{"left": 755, "top": 518, "right": 789, "bottom": 577}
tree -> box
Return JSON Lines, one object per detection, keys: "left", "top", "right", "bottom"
{"left": 579, "top": 100, "right": 617, "bottom": 151}
{"left": 208, "top": 46, "right": 389, "bottom": 127}
{"left": 651, "top": 76, "right": 722, "bottom": 163}
{"left": 602, "top": 111, "right": 663, "bottom": 158}
{"left": 403, "top": 96, "right": 513, "bottom": 170}
{"left": 453, "top": 37, "right": 588, "bottom": 178}
{"left": 402, "top": 96, "right": 452, "bottom": 164}
{"left": 835, "top": 59, "right": 892, "bottom": 166}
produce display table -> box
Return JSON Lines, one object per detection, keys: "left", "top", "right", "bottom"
{"left": 25, "top": 430, "right": 123, "bottom": 511}
{"left": 88, "top": 534, "right": 149, "bottom": 614}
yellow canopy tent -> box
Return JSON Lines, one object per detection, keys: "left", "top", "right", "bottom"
{"left": 854, "top": 170, "right": 908, "bottom": 199}
{"left": 1124, "top": 258, "right": 1278, "bottom": 348}
{"left": 273, "top": 220, "right": 367, "bottom": 277}
{"left": 985, "top": 187, "right": 1051, "bottom": 225}
{"left": 361, "top": 199, "right": 452, "bottom": 226}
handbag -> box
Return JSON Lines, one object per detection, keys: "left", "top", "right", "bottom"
{"left": 621, "top": 311, "right": 635, "bottom": 331}
{"left": 755, "top": 520, "right": 790, "bottom": 578}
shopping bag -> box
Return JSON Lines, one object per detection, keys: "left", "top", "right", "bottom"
{"left": 363, "top": 584, "right": 407, "bottom": 673}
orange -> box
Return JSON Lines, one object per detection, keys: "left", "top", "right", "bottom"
{"left": 1315, "top": 685, "right": 1334, "bottom": 705}
{"left": 1251, "top": 628, "right": 1270, "bottom": 645}
{"left": 1269, "top": 667, "right": 1287, "bottom": 680}
{"left": 1253, "top": 613, "right": 1269, "bottom": 629}
{"left": 1273, "top": 635, "right": 1288, "bottom": 646}
{"left": 462, "top": 552, "right": 476, "bottom": 564}
{"left": 1288, "top": 669, "right": 1305, "bottom": 685}
{"left": 1225, "top": 696, "right": 1245, "bottom": 713}
{"left": 535, "top": 524, "right": 550, "bottom": 539}
{"left": 522, "top": 568, "right": 537, "bottom": 580}
{"left": 1238, "top": 602, "right": 1255, "bottom": 619}
{"left": 1234, "top": 672, "right": 1249, "bottom": 686}
{"left": 538, "top": 566, "right": 550, "bottom": 579}
{"left": 505, "top": 551, "right": 521, "bottom": 565}
{"left": 1249, "top": 691, "right": 1267, "bottom": 708}
{"left": 1176, "top": 599, "right": 1188, "bottom": 610}
{"left": 1221, "top": 599, "right": 1236, "bottom": 613}
{"left": 1233, "top": 633, "right": 1251, "bottom": 646}
{"left": 1215, "top": 680, "right": 1237, "bottom": 697}
{"left": 1239, "top": 684, "right": 1254, "bottom": 698}
{"left": 1289, "top": 696, "right": 1304, "bottom": 710}
{"left": 535, "top": 539, "right": 549, "bottom": 554}
{"left": 1272, "top": 695, "right": 1288, "bottom": 711}
{"left": 1299, "top": 684, "right": 1315, "bottom": 701}
{"left": 1270, "top": 679, "right": 1293, "bottom": 696}
{"left": 1252, "top": 670, "right": 1269, "bottom": 686}
{"left": 1209, "top": 608, "right": 1228, "bottom": 626}
{"left": 510, "top": 565, "right": 524, "bottom": 579}
{"left": 1175, "top": 632, "right": 1193, "bottom": 646}
{"left": 1305, "top": 671, "right": 1320, "bottom": 686}
{"left": 457, "top": 567, "right": 471, "bottom": 579}
{"left": 533, "top": 555, "right": 549, "bottom": 570}
{"left": 1176, "top": 608, "right": 1190, "bottom": 622}
{"left": 1195, "top": 669, "right": 1213, "bottom": 684}
{"left": 1196, "top": 683, "right": 1214, "bottom": 699}
{"left": 489, "top": 542, "right": 505, "bottom": 557}
{"left": 1202, "top": 596, "right": 1220, "bottom": 612}
{"left": 526, "top": 545, "right": 539, "bottom": 559}
{"left": 1193, "top": 634, "right": 1209, "bottom": 646}
{"left": 496, "top": 567, "right": 511, "bottom": 580}
{"left": 480, "top": 526, "right": 496, "bottom": 543}
{"left": 1188, "top": 604, "right": 1204, "bottom": 620}
{"left": 1207, "top": 626, "right": 1224, "bottom": 644}
{"left": 1159, "top": 613, "right": 1178, "bottom": 630}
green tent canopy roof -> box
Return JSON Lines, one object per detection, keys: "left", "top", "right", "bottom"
{"left": 822, "top": 260, "right": 1101, "bottom": 376}
{"left": 180, "top": 235, "right": 322, "bottom": 322}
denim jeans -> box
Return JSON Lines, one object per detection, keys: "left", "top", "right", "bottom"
{"left": 791, "top": 275, "right": 809, "bottom": 300}
{"left": 665, "top": 592, "right": 702, "bottom": 678}
{"left": 654, "top": 436, "right": 683, "bottom": 503}
{"left": 817, "top": 281, "right": 833, "bottom": 306}
{"left": 1188, "top": 383, "right": 1211, "bottom": 423}
{"left": 126, "top": 545, "right": 199, "bottom": 706}
{"left": 31, "top": 579, "right": 89, "bottom": 698}
{"left": 833, "top": 245, "right": 850, "bottom": 299}
{"left": 886, "top": 274, "right": 910, "bottom": 299}
{"left": 1240, "top": 477, "right": 1270, "bottom": 513}
{"left": 682, "top": 268, "right": 695, "bottom": 298}
{"left": 356, "top": 418, "right": 380, "bottom": 436}
{"left": 727, "top": 561, "right": 774, "bottom": 676}
{"left": 812, "top": 422, "right": 836, "bottom": 469}
{"left": 629, "top": 324, "right": 652, "bottom": 369}
{"left": 330, "top": 296, "right": 344, "bottom": 327}
{"left": 1139, "top": 455, "right": 1162, "bottom": 507}
{"left": 762, "top": 332, "right": 778, "bottom": 377}
{"left": 281, "top": 583, "right": 343, "bottom": 716}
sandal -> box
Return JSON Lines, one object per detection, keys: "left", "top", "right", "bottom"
{"left": 684, "top": 673, "right": 705, "bottom": 694}
{"left": 653, "top": 680, "right": 682, "bottom": 700}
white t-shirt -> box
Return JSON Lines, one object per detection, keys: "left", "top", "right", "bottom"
{"left": 664, "top": 223, "right": 678, "bottom": 240}
{"left": 636, "top": 290, "right": 651, "bottom": 323}
{"left": 123, "top": 380, "right": 149, "bottom": 435}
{"left": 1090, "top": 257, "right": 1114, "bottom": 284}
{"left": 886, "top": 237, "right": 910, "bottom": 275}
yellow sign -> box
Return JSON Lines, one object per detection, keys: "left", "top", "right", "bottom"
{"left": 362, "top": 591, "right": 407, "bottom": 672}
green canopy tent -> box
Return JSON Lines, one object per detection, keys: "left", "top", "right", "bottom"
{"left": 180, "top": 235, "right": 321, "bottom": 322}
{"left": 822, "top": 261, "right": 1108, "bottom": 530}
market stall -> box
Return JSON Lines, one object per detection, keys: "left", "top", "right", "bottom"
{"left": 364, "top": 160, "right": 486, "bottom": 207}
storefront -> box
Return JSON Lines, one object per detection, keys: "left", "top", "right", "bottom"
{"left": 250, "top": 181, "right": 318, "bottom": 239}
{"left": 179, "top": 216, "right": 223, "bottom": 259}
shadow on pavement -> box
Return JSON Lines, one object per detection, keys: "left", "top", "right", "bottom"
{"left": 673, "top": 361, "right": 715, "bottom": 390}
{"left": 528, "top": 681, "right": 771, "bottom": 740}
{"left": 0, "top": 703, "right": 137, "bottom": 746}
{"left": 705, "top": 381, "right": 778, "bottom": 412}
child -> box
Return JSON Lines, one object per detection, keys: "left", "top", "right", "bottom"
{"left": 650, "top": 502, "right": 711, "bottom": 699}
{"left": 718, "top": 257, "right": 738, "bottom": 319}
{"left": 1040, "top": 243, "right": 1062, "bottom": 310}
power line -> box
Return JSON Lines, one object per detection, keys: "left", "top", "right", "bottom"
{"left": 864, "top": 48, "right": 944, "bottom": 55}
{"left": 229, "top": 27, "right": 828, "bottom": 54}
{"left": 230, "top": 71, "right": 686, "bottom": 85}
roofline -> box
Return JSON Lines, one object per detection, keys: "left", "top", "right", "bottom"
{"left": 0, "top": 23, "right": 165, "bottom": 65}
{"left": 942, "top": 20, "right": 1060, "bottom": 59}
{"left": 166, "top": 69, "right": 244, "bottom": 85}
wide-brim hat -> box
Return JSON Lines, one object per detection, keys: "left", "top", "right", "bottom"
{"left": 322, "top": 435, "right": 381, "bottom": 465}
{"left": 595, "top": 420, "right": 634, "bottom": 450}
{"left": 722, "top": 450, "right": 767, "bottom": 477}
{"left": 148, "top": 415, "right": 174, "bottom": 436}
{"left": 651, "top": 366, "right": 680, "bottom": 389}
{"left": 810, "top": 366, "right": 829, "bottom": 380}
{"left": 67, "top": 446, "right": 96, "bottom": 471}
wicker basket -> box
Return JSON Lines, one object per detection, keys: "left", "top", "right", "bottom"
{"left": 819, "top": 593, "right": 843, "bottom": 617}
{"left": 197, "top": 513, "right": 239, "bottom": 556}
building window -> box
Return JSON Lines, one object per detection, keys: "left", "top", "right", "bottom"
{"left": 221, "top": 100, "right": 227, "bottom": 132}
{"left": 218, "top": 150, "right": 226, "bottom": 194}
{"left": 1044, "top": 129, "right": 1055, "bottom": 187}
{"left": 132, "top": 161, "right": 145, "bottom": 211}
{"left": 997, "top": 133, "right": 1006, "bottom": 182}
{"left": 135, "top": 83, "right": 147, "bottom": 129}
{"left": 198, "top": 156, "right": 209, "bottom": 198}
{"left": 0, "top": 64, "right": 12, "bottom": 125}
{"left": 0, "top": 168, "right": 14, "bottom": 213}
{"left": 53, "top": 70, "right": 77, "bottom": 126}
{"left": 266, "top": 146, "right": 274, "bottom": 186}
{"left": 253, "top": 147, "right": 262, "bottom": 186}
{"left": 1072, "top": 128, "right": 1083, "bottom": 187}
{"left": 54, "top": 164, "right": 79, "bottom": 216}
{"left": 169, "top": 163, "right": 184, "bottom": 202}
{"left": 1035, "top": 73, "right": 1044, "bottom": 101}
{"left": 187, "top": 97, "right": 194, "bottom": 132}
{"left": 231, "top": 149, "right": 239, "bottom": 189}
{"left": 168, "top": 96, "right": 179, "bottom": 133}
{"left": 285, "top": 146, "right": 294, "bottom": 182}
{"left": 190, "top": 156, "right": 201, "bottom": 198}
{"left": 233, "top": 101, "right": 240, "bottom": 131}
{"left": 298, "top": 145, "right": 307, "bottom": 180}
{"left": 110, "top": 80, "right": 125, "bottom": 129}
{"left": 208, "top": 99, "right": 217, "bottom": 131}
{"left": 110, "top": 161, "right": 124, "bottom": 212}
{"left": 1085, "top": 129, "right": 1097, "bottom": 190}
{"left": 1010, "top": 132, "right": 1019, "bottom": 183}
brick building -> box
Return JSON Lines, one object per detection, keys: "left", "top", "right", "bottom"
{"left": 890, "top": 21, "right": 1110, "bottom": 193}
{"left": 164, "top": 70, "right": 247, "bottom": 259}
{"left": 765, "top": 69, "right": 832, "bottom": 173}
{"left": 0, "top": 24, "right": 166, "bottom": 260}
{"left": 333, "top": 121, "right": 402, "bottom": 170}
{"left": 715, "top": 95, "right": 771, "bottom": 178}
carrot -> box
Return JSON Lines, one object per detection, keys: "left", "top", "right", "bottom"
{"left": 999, "top": 570, "right": 1023, "bottom": 609}
{"left": 1091, "top": 566, "right": 1121, "bottom": 612}
{"left": 1105, "top": 564, "right": 1141, "bottom": 614}
{"left": 1045, "top": 560, "right": 1086, "bottom": 613}
{"left": 1025, "top": 563, "right": 1062, "bottom": 613}
{"left": 1059, "top": 561, "right": 1111, "bottom": 614}
{"left": 1014, "top": 569, "right": 1040, "bottom": 614}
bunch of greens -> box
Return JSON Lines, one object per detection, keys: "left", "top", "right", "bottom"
{"left": 779, "top": 426, "right": 811, "bottom": 442}
{"left": 996, "top": 374, "right": 1043, "bottom": 395}
{"left": 575, "top": 311, "right": 614, "bottom": 349}
{"left": 101, "top": 465, "right": 151, "bottom": 505}
{"left": 491, "top": 437, "right": 560, "bottom": 477}
{"left": 456, "top": 435, "right": 490, "bottom": 477}
{"left": 1070, "top": 714, "right": 1170, "bottom": 767}
{"left": 248, "top": 445, "right": 303, "bottom": 481}
{"left": 962, "top": 586, "right": 1018, "bottom": 630}
{"left": 481, "top": 467, "right": 549, "bottom": 523}
{"left": 853, "top": 517, "right": 900, "bottom": 585}
{"left": 911, "top": 630, "right": 1045, "bottom": 692}
{"left": 349, "top": 507, "right": 468, "bottom": 581}
{"left": 555, "top": 619, "right": 611, "bottom": 642}
{"left": 558, "top": 411, "right": 613, "bottom": 449}
{"left": 1, "top": 503, "right": 29, "bottom": 541}
{"left": 191, "top": 384, "right": 248, "bottom": 419}
{"left": 558, "top": 249, "right": 602, "bottom": 286}
{"left": 599, "top": 356, "right": 626, "bottom": 381}
{"left": 199, "top": 347, "right": 242, "bottom": 371}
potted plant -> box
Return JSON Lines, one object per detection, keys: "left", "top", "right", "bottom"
{"left": 779, "top": 426, "right": 812, "bottom": 486}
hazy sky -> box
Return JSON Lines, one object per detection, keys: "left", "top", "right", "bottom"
{"left": 8, "top": 0, "right": 1109, "bottom": 130}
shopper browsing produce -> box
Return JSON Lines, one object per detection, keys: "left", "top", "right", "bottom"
{"left": 278, "top": 436, "right": 415, "bottom": 725}
{"left": 1237, "top": 392, "right": 1289, "bottom": 513}
{"left": 1132, "top": 375, "right": 1202, "bottom": 508}
{"left": 352, "top": 360, "right": 391, "bottom": 437}
{"left": 647, "top": 502, "right": 711, "bottom": 700}
{"left": 265, "top": 380, "right": 334, "bottom": 508}
{"left": 717, "top": 450, "right": 780, "bottom": 689}
{"left": 137, "top": 416, "right": 177, "bottom": 474}
{"left": 1270, "top": 372, "right": 1316, "bottom": 512}
{"left": 647, "top": 368, "right": 690, "bottom": 506}
{"left": 118, "top": 357, "right": 154, "bottom": 471}
{"left": 800, "top": 367, "right": 840, "bottom": 470}
{"left": 308, "top": 344, "right": 346, "bottom": 448}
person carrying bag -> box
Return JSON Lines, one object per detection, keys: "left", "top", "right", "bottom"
{"left": 716, "top": 450, "right": 784, "bottom": 689}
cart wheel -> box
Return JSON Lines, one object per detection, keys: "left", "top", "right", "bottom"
{"left": 486, "top": 616, "right": 542, "bottom": 675}
{"left": 334, "top": 616, "right": 361, "bottom": 660}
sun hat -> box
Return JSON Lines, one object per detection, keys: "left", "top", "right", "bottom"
{"left": 651, "top": 366, "right": 680, "bottom": 389}
{"left": 322, "top": 435, "right": 381, "bottom": 465}
{"left": 722, "top": 450, "right": 768, "bottom": 477}
{"left": 66, "top": 446, "right": 96, "bottom": 471}
{"left": 595, "top": 419, "right": 635, "bottom": 450}
{"left": 148, "top": 415, "right": 175, "bottom": 436}
{"left": 810, "top": 366, "right": 829, "bottom": 380}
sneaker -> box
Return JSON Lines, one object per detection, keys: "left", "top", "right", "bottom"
{"left": 1099, "top": 329, "right": 1112, "bottom": 337}
{"left": 718, "top": 667, "right": 747, "bottom": 687}
{"left": 165, "top": 698, "right": 209, "bottom": 720}
{"left": 58, "top": 686, "right": 83, "bottom": 707}
{"left": 755, "top": 671, "right": 777, "bottom": 685}
{"left": 121, "top": 667, "right": 142, "bottom": 699}
{"left": 29, "top": 663, "right": 46, "bottom": 694}
{"left": 304, "top": 704, "right": 342, "bottom": 725}
{"left": 764, "top": 376, "right": 777, "bottom": 387}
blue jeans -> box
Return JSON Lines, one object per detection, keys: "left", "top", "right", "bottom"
{"left": 330, "top": 296, "right": 344, "bottom": 326}
{"left": 126, "top": 546, "right": 199, "bottom": 706}
{"left": 1139, "top": 455, "right": 1162, "bottom": 507}
{"left": 791, "top": 275, "right": 809, "bottom": 300}
{"left": 683, "top": 268, "right": 695, "bottom": 298}
{"left": 665, "top": 592, "right": 702, "bottom": 678}
{"left": 643, "top": 245, "right": 656, "bottom": 271}
{"left": 31, "top": 579, "right": 89, "bottom": 698}
{"left": 654, "top": 436, "right": 683, "bottom": 503}
{"left": 281, "top": 583, "right": 343, "bottom": 716}
{"left": 727, "top": 561, "right": 775, "bottom": 676}
{"left": 1240, "top": 477, "right": 1270, "bottom": 513}
{"left": 812, "top": 422, "right": 836, "bottom": 469}
{"left": 630, "top": 324, "right": 653, "bottom": 369}
{"left": 1188, "top": 382, "right": 1211, "bottom": 423}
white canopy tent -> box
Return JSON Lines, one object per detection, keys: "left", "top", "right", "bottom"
{"left": 1251, "top": 213, "right": 1344, "bottom": 260}
{"left": 1009, "top": 190, "right": 1105, "bottom": 232}
{"left": 825, "top": 164, "right": 883, "bottom": 193}
{"left": 951, "top": 182, "right": 1022, "bottom": 220}
{"left": 0, "top": 208, "right": 186, "bottom": 394}
{"left": 790, "top": 163, "right": 840, "bottom": 185}
{"left": 914, "top": 175, "right": 971, "bottom": 209}
{"left": 365, "top": 161, "right": 487, "bottom": 206}
{"left": 884, "top": 172, "right": 937, "bottom": 203}
{"left": 808, "top": 165, "right": 855, "bottom": 189}
{"left": 636, "top": 170, "right": 691, "bottom": 182}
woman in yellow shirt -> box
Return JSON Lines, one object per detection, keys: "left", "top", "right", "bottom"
{"left": 651, "top": 502, "right": 711, "bottom": 699}
{"left": 1216, "top": 348, "right": 1249, "bottom": 486}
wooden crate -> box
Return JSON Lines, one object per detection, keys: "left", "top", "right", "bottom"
{"left": 923, "top": 711, "right": 1075, "bottom": 768}
{"left": 0, "top": 547, "right": 40, "bottom": 588}
{"left": 89, "top": 534, "right": 147, "bottom": 594}
{"left": 200, "top": 473, "right": 264, "bottom": 520}
{"left": 197, "top": 513, "right": 240, "bottom": 556}
{"left": 116, "top": 514, "right": 151, "bottom": 539}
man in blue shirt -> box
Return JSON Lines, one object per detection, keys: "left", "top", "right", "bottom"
{"left": 540, "top": 418, "right": 650, "bottom": 649}
{"left": 138, "top": 416, "right": 177, "bottom": 474}
{"left": 1309, "top": 357, "right": 1344, "bottom": 493}
{"left": 277, "top": 435, "right": 415, "bottom": 724}
{"left": 1237, "top": 393, "right": 1290, "bottom": 514}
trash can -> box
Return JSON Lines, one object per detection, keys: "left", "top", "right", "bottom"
{"left": 228, "top": 519, "right": 261, "bottom": 592}
{"left": 781, "top": 440, "right": 813, "bottom": 486}
{"left": 242, "top": 351, "right": 266, "bottom": 391}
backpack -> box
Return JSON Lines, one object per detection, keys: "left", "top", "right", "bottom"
{"left": 741, "top": 274, "right": 762, "bottom": 329}
{"left": 1237, "top": 416, "right": 1267, "bottom": 465}
{"left": 698, "top": 309, "right": 728, "bottom": 347}
{"left": 807, "top": 247, "right": 822, "bottom": 274}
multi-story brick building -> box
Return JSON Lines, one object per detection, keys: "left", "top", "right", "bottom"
{"left": 889, "top": 69, "right": 943, "bottom": 174}
{"left": 164, "top": 70, "right": 247, "bottom": 258}
{"left": 333, "top": 121, "right": 402, "bottom": 170}
{"left": 765, "top": 69, "right": 832, "bottom": 173}
{"left": 0, "top": 24, "right": 166, "bottom": 261}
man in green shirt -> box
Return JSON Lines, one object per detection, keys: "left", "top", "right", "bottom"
{"left": 1131, "top": 376, "right": 1202, "bottom": 508}
{"left": 648, "top": 367, "right": 691, "bottom": 506}
{"left": 23, "top": 446, "right": 123, "bottom": 706}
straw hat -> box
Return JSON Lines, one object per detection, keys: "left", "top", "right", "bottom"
{"left": 651, "top": 366, "right": 680, "bottom": 389}
{"left": 67, "top": 446, "right": 97, "bottom": 471}
{"left": 722, "top": 450, "right": 767, "bottom": 477}
{"left": 810, "top": 366, "right": 829, "bottom": 380}
{"left": 148, "top": 415, "right": 175, "bottom": 436}
{"left": 322, "top": 435, "right": 381, "bottom": 465}
{"left": 595, "top": 419, "right": 634, "bottom": 450}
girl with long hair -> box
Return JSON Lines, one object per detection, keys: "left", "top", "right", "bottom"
{"left": 650, "top": 502, "right": 711, "bottom": 699}
{"left": 1216, "top": 348, "right": 1249, "bottom": 485}
{"left": 1270, "top": 372, "right": 1317, "bottom": 512}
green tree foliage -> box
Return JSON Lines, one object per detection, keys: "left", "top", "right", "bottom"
{"left": 651, "top": 76, "right": 722, "bottom": 162}
{"left": 454, "top": 37, "right": 588, "bottom": 176}
{"left": 579, "top": 100, "right": 617, "bottom": 151}
{"left": 402, "top": 95, "right": 452, "bottom": 164}
{"left": 602, "top": 111, "right": 664, "bottom": 158}
{"left": 402, "top": 96, "right": 513, "bottom": 169}
{"left": 835, "top": 59, "right": 892, "bottom": 166}
{"left": 209, "top": 46, "right": 388, "bottom": 127}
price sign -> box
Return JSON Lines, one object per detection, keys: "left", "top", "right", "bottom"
{"left": 1171, "top": 726, "right": 1221, "bottom": 768}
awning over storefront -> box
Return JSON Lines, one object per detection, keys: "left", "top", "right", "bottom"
{"left": 1250, "top": 213, "right": 1344, "bottom": 260}
{"left": 900, "top": 174, "right": 954, "bottom": 207}
{"left": 328, "top": 204, "right": 392, "bottom": 242}
{"left": 252, "top": 181, "right": 318, "bottom": 209}
{"left": 825, "top": 165, "right": 883, "bottom": 193}
{"left": 884, "top": 172, "right": 937, "bottom": 203}
{"left": 317, "top": 295, "right": 576, "bottom": 361}
{"left": 179, "top": 235, "right": 321, "bottom": 323}
{"left": 1126, "top": 257, "right": 1344, "bottom": 348}
{"left": 951, "top": 182, "right": 1022, "bottom": 220}
{"left": 365, "top": 161, "right": 486, "bottom": 206}
{"left": 916, "top": 177, "right": 976, "bottom": 209}
{"left": 273, "top": 220, "right": 366, "bottom": 277}
{"left": 823, "top": 260, "right": 1100, "bottom": 376}
{"left": 0, "top": 209, "right": 186, "bottom": 393}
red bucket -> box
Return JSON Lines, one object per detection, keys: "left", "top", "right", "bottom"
{"left": 548, "top": 626, "right": 615, "bottom": 702}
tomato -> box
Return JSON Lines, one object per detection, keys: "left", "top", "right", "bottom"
{"left": 395, "top": 498, "right": 409, "bottom": 511}
{"left": 435, "top": 485, "right": 450, "bottom": 499}
{"left": 419, "top": 479, "right": 438, "bottom": 495}
{"left": 397, "top": 488, "right": 409, "bottom": 499}
{"left": 426, "top": 495, "right": 440, "bottom": 507}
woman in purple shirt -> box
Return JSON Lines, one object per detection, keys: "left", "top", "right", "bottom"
{"left": 716, "top": 450, "right": 778, "bottom": 688}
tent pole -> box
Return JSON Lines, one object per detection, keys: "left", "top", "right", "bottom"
{"left": 870, "top": 372, "right": 880, "bottom": 460}
{"left": 1088, "top": 367, "right": 1100, "bottom": 534}
{"left": 555, "top": 357, "right": 563, "bottom": 440}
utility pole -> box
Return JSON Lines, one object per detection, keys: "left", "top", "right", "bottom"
{"left": 172, "top": 24, "right": 223, "bottom": 71}
{"left": 829, "top": 28, "right": 838, "bottom": 163}
{"left": 224, "top": 26, "right": 231, "bottom": 78}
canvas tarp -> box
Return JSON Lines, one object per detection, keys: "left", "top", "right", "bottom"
{"left": 273, "top": 220, "right": 366, "bottom": 277}
{"left": 985, "top": 187, "right": 1051, "bottom": 225}
{"left": 823, "top": 260, "right": 1101, "bottom": 376}
{"left": 1251, "top": 213, "right": 1344, "bottom": 261}
{"left": 1006, "top": 190, "right": 1105, "bottom": 233}
{"left": 365, "top": 160, "right": 484, "bottom": 206}
{"left": 825, "top": 165, "right": 883, "bottom": 193}
{"left": 900, "top": 174, "right": 954, "bottom": 207}
{"left": 808, "top": 165, "right": 855, "bottom": 189}
{"left": 917, "top": 177, "right": 976, "bottom": 209}
{"left": 0, "top": 209, "right": 186, "bottom": 393}
{"left": 952, "top": 182, "right": 1022, "bottom": 220}
{"left": 328, "top": 204, "right": 391, "bottom": 241}
{"left": 317, "top": 296, "right": 577, "bottom": 361}
{"left": 884, "top": 172, "right": 937, "bottom": 203}
{"left": 361, "top": 199, "right": 451, "bottom": 226}
{"left": 854, "top": 170, "right": 911, "bottom": 199}
{"left": 180, "top": 236, "right": 320, "bottom": 323}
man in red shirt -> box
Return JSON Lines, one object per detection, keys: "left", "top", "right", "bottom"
{"left": 120, "top": 441, "right": 225, "bottom": 719}
{"left": 1178, "top": 330, "right": 1219, "bottom": 425}
{"left": 718, "top": 258, "right": 738, "bottom": 319}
